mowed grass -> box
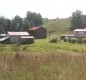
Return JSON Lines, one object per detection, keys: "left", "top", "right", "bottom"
{"left": 0, "top": 39, "right": 86, "bottom": 80}
{"left": 0, "top": 39, "right": 86, "bottom": 54}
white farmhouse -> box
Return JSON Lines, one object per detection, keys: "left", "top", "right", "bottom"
{"left": 73, "top": 29, "right": 86, "bottom": 38}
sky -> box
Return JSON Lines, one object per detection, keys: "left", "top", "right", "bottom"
{"left": 0, "top": 0, "right": 86, "bottom": 19}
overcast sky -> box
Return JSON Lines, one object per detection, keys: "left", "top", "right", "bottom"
{"left": 0, "top": 0, "right": 86, "bottom": 19}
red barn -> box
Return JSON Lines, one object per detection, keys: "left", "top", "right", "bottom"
{"left": 28, "top": 26, "right": 47, "bottom": 39}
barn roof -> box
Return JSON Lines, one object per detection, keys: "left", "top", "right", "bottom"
{"left": 29, "top": 26, "right": 41, "bottom": 30}
{"left": 73, "top": 29, "right": 86, "bottom": 31}
{"left": 21, "top": 36, "right": 34, "bottom": 39}
{"left": 8, "top": 32, "right": 29, "bottom": 36}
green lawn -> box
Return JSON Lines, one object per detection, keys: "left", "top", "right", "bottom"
{"left": 0, "top": 39, "right": 86, "bottom": 54}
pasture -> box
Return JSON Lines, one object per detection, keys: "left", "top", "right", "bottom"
{"left": 0, "top": 39, "right": 86, "bottom": 80}
{"left": 1, "top": 39, "right": 86, "bottom": 54}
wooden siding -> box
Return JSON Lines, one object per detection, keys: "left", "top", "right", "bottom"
{"left": 29, "top": 27, "right": 47, "bottom": 39}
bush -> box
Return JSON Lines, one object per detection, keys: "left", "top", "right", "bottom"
{"left": 64, "top": 37, "right": 69, "bottom": 42}
{"left": 83, "top": 38, "right": 86, "bottom": 43}
{"left": 69, "top": 38, "right": 77, "bottom": 44}
{"left": 77, "top": 38, "right": 83, "bottom": 44}
{"left": 49, "top": 37, "right": 58, "bottom": 43}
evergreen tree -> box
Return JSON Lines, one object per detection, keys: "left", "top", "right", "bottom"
{"left": 6, "top": 19, "right": 12, "bottom": 31}
{"left": 0, "top": 26, "right": 5, "bottom": 34}
{"left": 12, "top": 15, "right": 23, "bottom": 31}
{"left": 0, "top": 16, "right": 7, "bottom": 32}
{"left": 71, "top": 10, "right": 84, "bottom": 30}
{"left": 26, "top": 11, "right": 43, "bottom": 27}
{"left": 23, "top": 18, "right": 31, "bottom": 31}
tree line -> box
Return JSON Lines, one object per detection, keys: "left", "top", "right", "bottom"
{"left": 0, "top": 11, "right": 43, "bottom": 34}
{"left": 71, "top": 10, "right": 86, "bottom": 30}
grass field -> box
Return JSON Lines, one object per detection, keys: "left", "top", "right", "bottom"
{"left": 1, "top": 39, "right": 86, "bottom": 54}
{"left": 0, "top": 39, "right": 86, "bottom": 80}
{"left": 43, "top": 18, "right": 71, "bottom": 35}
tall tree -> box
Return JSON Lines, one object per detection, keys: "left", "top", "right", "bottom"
{"left": 26, "top": 11, "right": 43, "bottom": 27}
{"left": 23, "top": 18, "right": 31, "bottom": 31}
{"left": 12, "top": 15, "right": 23, "bottom": 31}
{"left": 0, "top": 27, "right": 5, "bottom": 34}
{"left": 71, "top": 10, "right": 84, "bottom": 30}
{"left": 6, "top": 19, "right": 12, "bottom": 31}
{"left": 0, "top": 16, "right": 7, "bottom": 32}
{"left": 29, "top": 20, "right": 35, "bottom": 27}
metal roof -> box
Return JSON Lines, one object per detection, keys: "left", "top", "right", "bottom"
{"left": 8, "top": 32, "right": 29, "bottom": 36}
{"left": 0, "top": 37, "right": 9, "bottom": 42}
{"left": 73, "top": 29, "right": 86, "bottom": 31}
{"left": 29, "top": 27, "right": 41, "bottom": 30}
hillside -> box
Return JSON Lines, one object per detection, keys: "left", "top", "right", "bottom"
{"left": 43, "top": 18, "right": 71, "bottom": 36}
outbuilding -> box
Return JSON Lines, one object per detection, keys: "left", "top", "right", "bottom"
{"left": 20, "top": 36, "right": 34, "bottom": 44}
{"left": 28, "top": 26, "right": 47, "bottom": 39}
{"left": 7, "top": 32, "right": 30, "bottom": 43}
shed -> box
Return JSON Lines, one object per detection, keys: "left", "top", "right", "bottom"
{"left": 7, "top": 32, "right": 30, "bottom": 43}
{"left": 20, "top": 36, "right": 34, "bottom": 44}
{"left": 0, "top": 37, "right": 10, "bottom": 44}
{"left": 28, "top": 26, "right": 47, "bottom": 39}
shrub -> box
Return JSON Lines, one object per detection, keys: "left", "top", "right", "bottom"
{"left": 64, "top": 37, "right": 69, "bottom": 42}
{"left": 77, "top": 38, "right": 83, "bottom": 44}
{"left": 83, "top": 38, "right": 86, "bottom": 43}
{"left": 69, "top": 38, "right": 77, "bottom": 44}
{"left": 49, "top": 37, "right": 58, "bottom": 43}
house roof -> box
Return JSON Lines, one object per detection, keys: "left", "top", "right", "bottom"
{"left": 29, "top": 27, "right": 41, "bottom": 30}
{"left": 21, "top": 36, "right": 34, "bottom": 39}
{"left": 73, "top": 29, "right": 86, "bottom": 31}
{"left": 8, "top": 32, "right": 29, "bottom": 36}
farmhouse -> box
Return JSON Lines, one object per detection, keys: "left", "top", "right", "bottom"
{"left": 61, "top": 29, "right": 86, "bottom": 39}
{"left": 28, "top": 26, "right": 47, "bottom": 39}
{"left": 73, "top": 29, "right": 86, "bottom": 38}
{"left": 7, "top": 32, "right": 34, "bottom": 44}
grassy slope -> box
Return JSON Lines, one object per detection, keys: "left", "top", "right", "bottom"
{"left": 43, "top": 18, "right": 71, "bottom": 36}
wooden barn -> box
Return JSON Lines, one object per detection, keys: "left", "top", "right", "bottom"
{"left": 28, "top": 26, "right": 47, "bottom": 39}
{"left": 7, "top": 32, "right": 34, "bottom": 44}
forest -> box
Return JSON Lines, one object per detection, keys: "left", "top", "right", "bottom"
{"left": 0, "top": 11, "right": 43, "bottom": 34}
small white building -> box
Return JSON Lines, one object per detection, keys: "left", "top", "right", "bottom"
{"left": 7, "top": 32, "right": 30, "bottom": 43}
{"left": 73, "top": 29, "right": 86, "bottom": 37}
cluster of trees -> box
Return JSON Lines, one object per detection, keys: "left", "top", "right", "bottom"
{"left": 71, "top": 10, "right": 86, "bottom": 30}
{"left": 0, "top": 11, "right": 43, "bottom": 34}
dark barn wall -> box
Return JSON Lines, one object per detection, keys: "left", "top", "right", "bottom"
{"left": 29, "top": 27, "right": 47, "bottom": 39}
{"left": 29, "top": 31, "right": 35, "bottom": 36}
{"left": 35, "top": 28, "right": 47, "bottom": 39}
